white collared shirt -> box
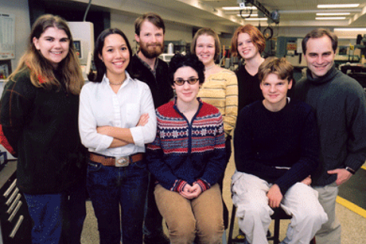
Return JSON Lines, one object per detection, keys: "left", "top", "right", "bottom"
{"left": 79, "top": 71, "right": 157, "bottom": 157}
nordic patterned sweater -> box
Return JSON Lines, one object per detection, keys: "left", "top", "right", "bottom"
{"left": 146, "top": 98, "right": 226, "bottom": 192}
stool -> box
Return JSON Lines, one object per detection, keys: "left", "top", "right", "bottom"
{"left": 228, "top": 204, "right": 316, "bottom": 244}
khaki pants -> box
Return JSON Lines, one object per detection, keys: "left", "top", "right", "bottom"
{"left": 314, "top": 182, "right": 341, "bottom": 244}
{"left": 154, "top": 184, "right": 224, "bottom": 244}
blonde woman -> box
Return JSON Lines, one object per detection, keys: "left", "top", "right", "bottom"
{"left": 191, "top": 27, "right": 238, "bottom": 228}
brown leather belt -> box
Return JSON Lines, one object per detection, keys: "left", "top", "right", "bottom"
{"left": 89, "top": 153, "right": 144, "bottom": 167}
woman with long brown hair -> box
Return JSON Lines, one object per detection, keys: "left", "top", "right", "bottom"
{"left": 0, "top": 14, "right": 86, "bottom": 244}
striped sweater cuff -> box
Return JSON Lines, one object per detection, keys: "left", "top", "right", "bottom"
{"left": 194, "top": 179, "right": 211, "bottom": 192}
{"left": 173, "top": 180, "right": 188, "bottom": 193}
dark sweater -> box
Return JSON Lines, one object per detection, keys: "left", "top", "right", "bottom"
{"left": 235, "top": 64, "right": 263, "bottom": 113}
{"left": 0, "top": 69, "right": 86, "bottom": 194}
{"left": 129, "top": 55, "right": 174, "bottom": 108}
{"left": 146, "top": 99, "right": 226, "bottom": 192}
{"left": 294, "top": 65, "right": 366, "bottom": 186}
{"left": 234, "top": 100, "right": 319, "bottom": 195}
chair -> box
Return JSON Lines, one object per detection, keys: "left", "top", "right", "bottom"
{"left": 228, "top": 204, "right": 316, "bottom": 244}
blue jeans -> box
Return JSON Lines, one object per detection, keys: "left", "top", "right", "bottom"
{"left": 24, "top": 182, "right": 87, "bottom": 244}
{"left": 86, "top": 159, "right": 148, "bottom": 244}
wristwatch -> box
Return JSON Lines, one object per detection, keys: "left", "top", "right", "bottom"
{"left": 345, "top": 166, "right": 356, "bottom": 175}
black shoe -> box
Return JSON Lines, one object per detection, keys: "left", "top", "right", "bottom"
{"left": 144, "top": 233, "right": 170, "bottom": 244}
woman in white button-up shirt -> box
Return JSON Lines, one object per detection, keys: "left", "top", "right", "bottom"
{"left": 78, "top": 28, "right": 156, "bottom": 244}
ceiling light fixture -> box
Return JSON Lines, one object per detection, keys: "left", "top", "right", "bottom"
{"left": 222, "top": 6, "right": 257, "bottom": 11}
{"left": 334, "top": 28, "right": 366, "bottom": 31}
{"left": 237, "top": 13, "right": 258, "bottom": 17}
{"left": 316, "top": 13, "right": 350, "bottom": 16}
{"left": 246, "top": 18, "right": 268, "bottom": 21}
{"left": 317, "top": 4, "right": 359, "bottom": 8}
{"left": 316, "top": 17, "right": 346, "bottom": 20}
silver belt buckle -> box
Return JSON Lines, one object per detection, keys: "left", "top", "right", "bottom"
{"left": 115, "top": 156, "right": 130, "bottom": 167}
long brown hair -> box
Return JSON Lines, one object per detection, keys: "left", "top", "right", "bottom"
{"left": 8, "top": 14, "right": 84, "bottom": 94}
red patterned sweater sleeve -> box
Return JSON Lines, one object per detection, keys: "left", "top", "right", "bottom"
{"left": 0, "top": 124, "right": 15, "bottom": 155}
{"left": 0, "top": 73, "right": 35, "bottom": 157}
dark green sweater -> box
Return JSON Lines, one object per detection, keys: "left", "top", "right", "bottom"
{"left": 294, "top": 65, "right": 366, "bottom": 186}
{"left": 0, "top": 69, "right": 86, "bottom": 194}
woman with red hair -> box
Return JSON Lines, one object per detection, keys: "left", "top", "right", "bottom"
{"left": 231, "top": 24, "right": 266, "bottom": 113}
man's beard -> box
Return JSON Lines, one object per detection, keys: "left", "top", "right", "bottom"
{"left": 139, "top": 42, "right": 164, "bottom": 59}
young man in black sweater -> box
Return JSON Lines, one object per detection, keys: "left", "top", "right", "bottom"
{"left": 232, "top": 57, "right": 327, "bottom": 244}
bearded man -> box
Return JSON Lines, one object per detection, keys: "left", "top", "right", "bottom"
{"left": 128, "top": 12, "right": 174, "bottom": 244}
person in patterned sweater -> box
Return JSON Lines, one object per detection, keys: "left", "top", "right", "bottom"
{"left": 146, "top": 53, "right": 226, "bottom": 244}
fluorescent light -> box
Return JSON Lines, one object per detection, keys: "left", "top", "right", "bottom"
{"left": 334, "top": 28, "right": 366, "bottom": 31}
{"left": 316, "top": 12, "right": 350, "bottom": 16}
{"left": 222, "top": 6, "right": 257, "bottom": 10}
{"left": 317, "top": 4, "right": 359, "bottom": 8}
{"left": 246, "top": 18, "right": 268, "bottom": 21}
{"left": 316, "top": 17, "right": 346, "bottom": 20}
{"left": 237, "top": 14, "right": 258, "bottom": 17}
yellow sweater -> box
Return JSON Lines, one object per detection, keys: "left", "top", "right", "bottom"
{"left": 198, "top": 68, "right": 238, "bottom": 137}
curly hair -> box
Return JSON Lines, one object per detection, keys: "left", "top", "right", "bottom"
{"left": 169, "top": 53, "right": 205, "bottom": 85}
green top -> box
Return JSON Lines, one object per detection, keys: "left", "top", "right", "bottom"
{"left": 0, "top": 68, "right": 86, "bottom": 194}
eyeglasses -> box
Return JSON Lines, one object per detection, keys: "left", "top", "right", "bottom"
{"left": 173, "top": 78, "right": 199, "bottom": 86}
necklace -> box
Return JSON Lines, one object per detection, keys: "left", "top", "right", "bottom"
{"left": 109, "top": 81, "right": 123, "bottom": 86}
{"left": 205, "top": 63, "right": 216, "bottom": 71}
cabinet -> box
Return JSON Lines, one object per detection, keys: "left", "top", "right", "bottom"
{"left": 0, "top": 160, "right": 32, "bottom": 244}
